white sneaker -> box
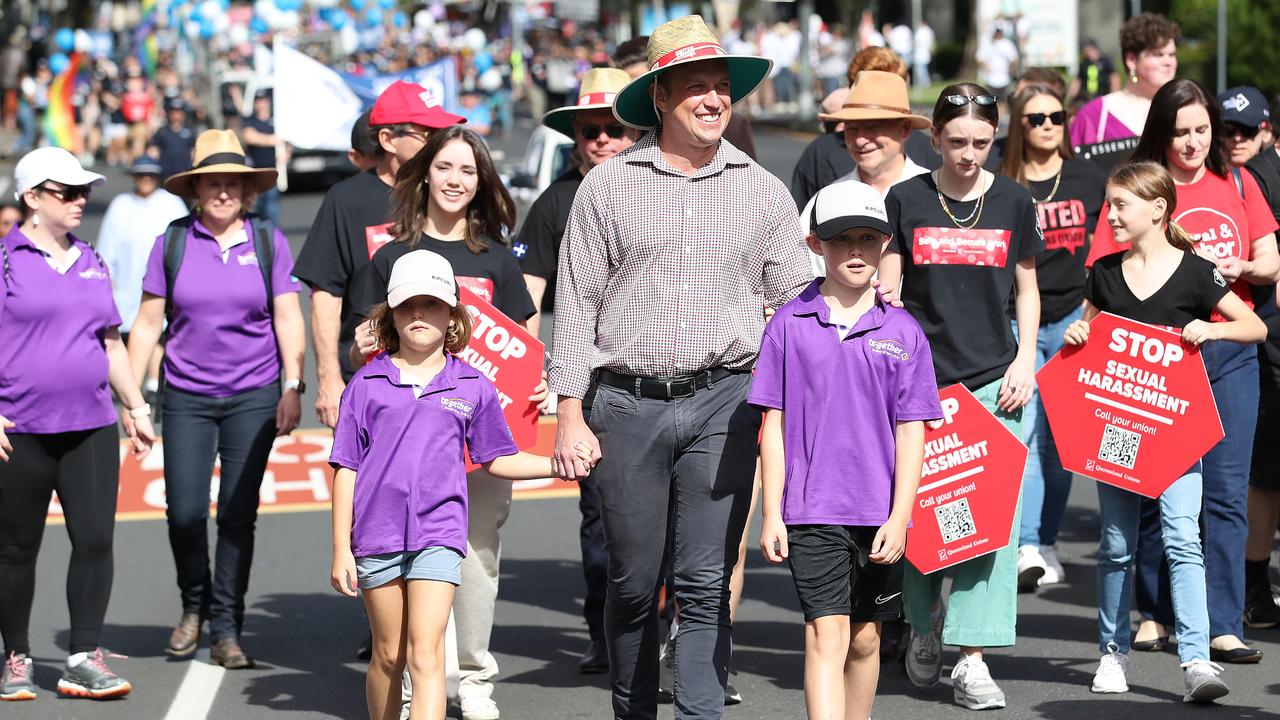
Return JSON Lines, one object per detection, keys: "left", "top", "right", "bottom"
{"left": 460, "top": 695, "right": 501, "bottom": 720}
{"left": 1016, "top": 545, "right": 1047, "bottom": 592}
{"left": 1039, "top": 545, "right": 1065, "bottom": 586}
{"left": 951, "top": 655, "right": 1006, "bottom": 710}
{"left": 1090, "top": 643, "right": 1130, "bottom": 693}
{"left": 1181, "top": 659, "right": 1229, "bottom": 703}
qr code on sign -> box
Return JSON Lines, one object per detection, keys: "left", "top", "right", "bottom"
{"left": 934, "top": 498, "right": 976, "bottom": 544}
{"left": 1098, "top": 424, "right": 1140, "bottom": 469}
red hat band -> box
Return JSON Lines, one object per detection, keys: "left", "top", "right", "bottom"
{"left": 652, "top": 42, "right": 726, "bottom": 71}
{"left": 576, "top": 91, "right": 617, "bottom": 106}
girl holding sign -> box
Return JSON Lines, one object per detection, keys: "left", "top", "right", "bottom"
{"left": 1065, "top": 161, "right": 1265, "bottom": 702}
{"left": 1087, "top": 79, "right": 1280, "bottom": 663}
{"left": 879, "top": 82, "right": 1043, "bottom": 710}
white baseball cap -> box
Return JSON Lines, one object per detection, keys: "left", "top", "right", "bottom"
{"left": 387, "top": 249, "right": 458, "bottom": 308}
{"left": 13, "top": 147, "right": 106, "bottom": 200}
{"left": 809, "top": 180, "right": 892, "bottom": 240}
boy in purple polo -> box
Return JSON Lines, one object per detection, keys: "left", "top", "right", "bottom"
{"left": 751, "top": 180, "right": 943, "bottom": 720}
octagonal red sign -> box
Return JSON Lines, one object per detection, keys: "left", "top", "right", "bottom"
{"left": 1036, "top": 312, "right": 1222, "bottom": 499}
{"left": 906, "top": 384, "right": 1027, "bottom": 575}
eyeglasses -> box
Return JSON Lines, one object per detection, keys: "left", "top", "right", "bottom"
{"left": 1024, "top": 111, "right": 1066, "bottom": 128}
{"left": 578, "top": 123, "right": 628, "bottom": 140}
{"left": 1223, "top": 123, "right": 1261, "bottom": 139}
{"left": 37, "top": 184, "right": 92, "bottom": 203}
{"left": 395, "top": 129, "right": 429, "bottom": 143}
{"left": 943, "top": 94, "right": 998, "bottom": 107}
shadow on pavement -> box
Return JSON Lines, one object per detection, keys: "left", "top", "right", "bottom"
{"left": 56, "top": 624, "right": 174, "bottom": 660}
{"left": 1033, "top": 698, "right": 1280, "bottom": 719}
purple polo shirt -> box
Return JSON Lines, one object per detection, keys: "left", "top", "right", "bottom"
{"left": 329, "top": 352, "right": 518, "bottom": 557}
{"left": 141, "top": 218, "right": 300, "bottom": 397}
{"left": 0, "top": 227, "right": 121, "bottom": 434}
{"left": 749, "top": 279, "right": 944, "bottom": 527}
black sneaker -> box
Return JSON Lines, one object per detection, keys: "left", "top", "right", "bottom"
{"left": 1244, "top": 586, "right": 1280, "bottom": 628}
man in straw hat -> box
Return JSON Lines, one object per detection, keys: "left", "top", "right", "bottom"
{"left": 548, "top": 16, "right": 812, "bottom": 718}
{"left": 516, "top": 67, "right": 640, "bottom": 676}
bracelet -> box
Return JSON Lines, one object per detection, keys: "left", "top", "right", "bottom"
{"left": 128, "top": 404, "right": 152, "bottom": 418}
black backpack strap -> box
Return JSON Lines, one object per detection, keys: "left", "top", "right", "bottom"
{"left": 249, "top": 215, "right": 275, "bottom": 314}
{"left": 162, "top": 214, "right": 194, "bottom": 327}
{"left": 1231, "top": 165, "right": 1245, "bottom": 199}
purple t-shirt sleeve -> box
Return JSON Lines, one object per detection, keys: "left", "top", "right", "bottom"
{"left": 747, "top": 327, "right": 784, "bottom": 411}
{"left": 329, "top": 390, "right": 365, "bottom": 471}
{"left": 271, "top": 228, "right": 301, "bottom": 296}
{"left": 465, "top": 382, "right": 519, "bottom": 465}
{"left": 897, "top": 334, "right": 944, "bottom": 422}
{"left": 141, "top": 234, "right": 167, "bottom": 297}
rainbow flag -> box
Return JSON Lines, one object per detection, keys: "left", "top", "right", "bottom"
{"left": 134, "top": 0, "right": 159, "bottom": 77}
{"left": 42, "top": 51, "right": 82, "bottom": 154}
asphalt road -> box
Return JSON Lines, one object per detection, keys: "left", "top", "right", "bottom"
{"left": 10, "top": 121, "right": 1280, "bottom": 719}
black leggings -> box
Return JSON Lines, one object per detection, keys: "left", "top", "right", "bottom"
{"left": 0, "top": 425, "right": 118, "bottom": 655}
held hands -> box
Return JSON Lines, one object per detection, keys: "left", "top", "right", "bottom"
{"left": 996, "top": 355, "right": 1035, "bottom": 412}
{"left": 277, "top": 389, "right": 302, "bottom": 437}
{"left": 869, "top": 518, "right": 908, "bottom": 564}
{"left": 119, "top": 410, "right": 156, "bottom": 460}
{"left": 330, "top": 550, "right": 358, "bottom": 597}
{"left": 1062, "top": 319, "right": 1091, "bottom": 346}
{"left": 553, "top": 417, "right": 601, "bottom": 481}
{"left": 1182, "top": 319, "right": 1220, "bottom": 347}
{"left": 759, "top": 515, "right": 788, "bottom": 563}
{"left": 0, "top": 415, "right": 15, "bottom": 462}
{"left": 316, "top": 376, "right": 346, "bottom": 429}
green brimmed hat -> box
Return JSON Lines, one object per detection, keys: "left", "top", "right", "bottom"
{"left": 612, "top": 15, "right": 772, "bottom": 130}
{"left": 542, "top": 68, "right": 633, "bottom": 138}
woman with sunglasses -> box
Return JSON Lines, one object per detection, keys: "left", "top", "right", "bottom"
{"left": 0, "top": 148, "right": 155, "bottom": 701}
{"left": 1000, "top": 83, "right": 1105, "bottom": 592}
{"left": 880, "top": 84, "right": 1043, "bottom": 710}
{"left": 1087, "top": 78, "right": 1280, "bottom": 664}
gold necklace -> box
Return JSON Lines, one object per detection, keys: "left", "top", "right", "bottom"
{"left": 936, "top": 172, "right": 987, "bottom": 229}
{"left": 1030, "top": 169, "right": 1063, "bottom": 203}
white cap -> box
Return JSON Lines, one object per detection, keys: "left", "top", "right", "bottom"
{"left": 387, "top": 249, "right": 458, "bottom": 308}
{"left": 809, "top": 180, "right": 892, "bottom": 241}
{"left": 13, "top": 147, "right": 106, "bottom": 200}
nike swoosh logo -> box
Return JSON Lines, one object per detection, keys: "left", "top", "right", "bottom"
{"left": 874, "top": 593, "right": 902, "bottom": 605}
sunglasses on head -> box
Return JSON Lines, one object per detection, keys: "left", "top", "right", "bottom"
{"left": 578, "top": 123, "right": 628, "bottom": 140}
{"left": 943, "top": 94, "right": 998, "bottom": 107}
{"left": 1223, "top": 122, "right": 1261, "bottom": 139}
{"left": 1024, "top": 111, "right": 1066, "bottom": 128}
{"left": 37, "top": 184, "right": 92, "bottom": 203}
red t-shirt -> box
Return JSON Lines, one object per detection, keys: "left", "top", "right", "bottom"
{"left": 121, "top": 90, "right": 154, "bottom": 124}
{"left": 1087, "top": 168, "right": 1278, "bottom": 320}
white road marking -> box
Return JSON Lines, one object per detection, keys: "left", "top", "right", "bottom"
{"left": 162, "top": 647, "right": 225, "bottom": 720}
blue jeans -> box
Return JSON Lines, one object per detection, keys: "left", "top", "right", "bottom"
{"left": 1014, "top": 307, "right": 1081, "bottom": 547}
{"left": 162, "top": 384, "right": 278, "bottom": 641}
{"left": 1135, "top": 340, "right": 1258, "bottom": 638}
{"left": 1097, "top": 465, "right": 1209, "bottom": 663}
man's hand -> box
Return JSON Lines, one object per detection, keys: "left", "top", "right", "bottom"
{"left": 553, "top": 406, "right": 601, "bottom": 481}
{"left": 316, "top": 376, "right": 346, "bottom": 430}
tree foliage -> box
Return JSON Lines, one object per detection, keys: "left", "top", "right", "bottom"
{"left": 1168, "top": 0, "right": 1280, "bottom": 99}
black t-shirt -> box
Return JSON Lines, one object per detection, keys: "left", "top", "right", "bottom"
{"left": 149, "top": 124, "right": 196, "bottom": 179}
{"left": 1076, "top": 57, "right": 1115, "bottom": 100}
{"left": 1029, "top": 158, "right": 1105, "bottom": 323}
{"left": 242, "top": 115, "right": 275, "bottom": 169}
{"left": 790, "top": 131, "right": 855, "bottom": 211}
{"left": 887, "top": 172, "right": 1045, "bottom": 389}
{"left": 514, "top": 167, "right": 583, "bottom": 313}
{"left": 1085, "top": 251, "right": 1230, "bottom": 329}
{"left": 357, "top": 235, "right": 536, "bottom": 325}
{"left": 292, "top": 168, "right": 394, "bottom": 380}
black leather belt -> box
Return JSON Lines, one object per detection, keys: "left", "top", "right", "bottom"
{"left": 596, "top": 367, "right": 740, "bottom": 400}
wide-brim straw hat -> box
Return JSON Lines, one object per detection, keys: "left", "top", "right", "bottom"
{"left": 818, "top": 70, "right": 931, "bottom": 129}
{"left": 543, "top": 68, "right": 634, "bottom": 138}
{"left": 163, "top": 129, "right": 279, "bottom": 198}
{"left": 612, "top": 15, "right": 772, "bottom": 130}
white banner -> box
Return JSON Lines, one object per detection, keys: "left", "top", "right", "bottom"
{"left": 273, "top": 42, "right": 363, "bottom": 151}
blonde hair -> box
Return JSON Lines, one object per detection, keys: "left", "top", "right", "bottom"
{"left": 1107, "top": 162, "right": 1194, "bottom": 251}
{"left": 367, "top": 301, "right": 473, "bottom": 356}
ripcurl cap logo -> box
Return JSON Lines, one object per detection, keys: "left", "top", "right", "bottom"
{"left": 1223, "top": 93, "right": 1250, "bottom": 112}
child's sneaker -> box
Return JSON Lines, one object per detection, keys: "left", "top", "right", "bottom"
{"left": 1039, "top": 545, "right": 1065, "bottom": 586}
{"left": 656, "top": 632, "right": 674, "bottom": 702}
{"left": 1016, "top": 545, "right": 1047, "bottom": 592}
{"left": 1, "top": 652, "right": 36, "bottom": 701}
{"left": 905, "top": 604, "right": 945, "bottom": 688}
{"left": 1181, "top": 659, "right": 1228, "bottom": 703}
{"left": 951, "top": 655, "right": 1006, "bottom": 710}
{"left": 56, "top": 648, "right": 131, "bottom": 700}
{"left": 1090, "top": 643, "right": 1130, "bottom": 693}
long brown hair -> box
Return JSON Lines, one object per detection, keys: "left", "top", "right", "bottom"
{"left": 367, "top": 300, "right": 473, "bottom": 356}
{"left": 391, "top": 126, "right": 515, "bottom": 255}
{"left": 1000, "top": 83, "right": 1074, "bottom": 187}
{"left": 1107, "top": 162, "right": 1194, "bottom": 251}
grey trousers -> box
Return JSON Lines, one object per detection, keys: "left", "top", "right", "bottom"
{"left": 589, "top": 372, "right": 760, "bottom": 720}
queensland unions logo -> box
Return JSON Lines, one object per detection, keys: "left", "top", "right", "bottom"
{"left": 867, "top": 337, "right": 909, "bottom": 361}
{"left": 440, "top": 396, "right": 475, "bottom": 419}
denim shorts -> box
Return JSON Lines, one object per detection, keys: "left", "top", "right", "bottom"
{"left": 355, "top": 547, "right": 463, "bottom": 589}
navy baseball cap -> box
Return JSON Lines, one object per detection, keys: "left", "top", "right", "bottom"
{"left": 164, "top": 96, "right": 188, "bottom": 112}
{"left": 129, "top": 157, "right": 164, "bottom": 176}
{"left": 1219, "top": 86, "right": 1270, "bottom": 129}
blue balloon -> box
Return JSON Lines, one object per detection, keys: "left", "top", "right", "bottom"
{"left": 474, "top": 52, "right": 493, "bottom": 74}
{"left": 276, "top": 0, "right": 302, "bottom": 11}
{"left": 393, "top": 11, "right": 407, "bottom": 28}
{"left": 329, "top": 12, "right": 347, "bottom": 29}
{"left": 251, "top": 16, "right": 269, "bottom": 34}
{"left": 349, "top": 0, "right": 366, "bottom": 11}
{"left": 199, "top": 17, "right": 215, "bottom": 39}
{"left": 378, "top": 0, "right": 395, "bottom": 9}
{"left": 54, "top": 28, "right": 75, "bottom": 52}
{"left": 49, "top": 52, "right": 69, "bottom": 75}
{"left": 364, "top": 7, "right": 382, "bottom": 25}
{"left": 189, "top": 5, "right": 203, "bottom": 22}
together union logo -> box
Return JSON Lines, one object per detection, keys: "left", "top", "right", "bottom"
{"left": 867, "top": 338, "right": 909, "bottom": 361}
{"left": 440, "top": 397, "right": 475, "bottom": 418}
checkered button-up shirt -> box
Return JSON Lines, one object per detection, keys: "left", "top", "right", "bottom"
{"left": 548, "top": 132, "right": 814, "bottom": 399}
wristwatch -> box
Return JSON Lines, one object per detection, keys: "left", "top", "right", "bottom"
{"left": 284, "top": 379, "right": 306, "bottom": 393}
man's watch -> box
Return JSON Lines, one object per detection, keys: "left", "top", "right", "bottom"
{"left": 284, "top": 379, "right": 306, "bottom": 394}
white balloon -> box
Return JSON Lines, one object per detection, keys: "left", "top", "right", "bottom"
{"left": 185, "top": 20, "right": 202, "bottom": 39}
{"left": 200, "top": 0, "right": 222, "bottom": 21}
{"left": 228, "top": 23, "right": 250, "bottom": 45}
{"left": 270, "top": 9, "right": 300, "bottom": 30}
{"left": 413, "top": 10, "right": 433, "bottom": 30}
{"left": 464, "top": 28, "right": 486, "bottom": 53}
{"left": 310, "top": 0, "right": 339, "bottom": 7}
{"left": 215, "top": 13, "right": 231, "bottom": 33}
{"left": 73, "top": 28, "right": 93, "bottom": 53}
{"left": 253, "top": 0, "right": 276, "bottom": 18}
{"left": 478, "top": 67, "right": 502, "bottom": 93}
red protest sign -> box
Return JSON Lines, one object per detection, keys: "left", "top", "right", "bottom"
{"left": 906, "top": 384, "right": 1027, "bottom": 575}
{"left": 457, "top": 285, "right": 544, "bottom": 452}
{"left": 1036, "top": 312, "right": 1222, "bottom": 498}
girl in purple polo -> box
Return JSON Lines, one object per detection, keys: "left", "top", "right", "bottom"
{"left": 0, "top": 148, "right": 154, "bottom": 702}
{"left": 329, "top": 250, "right": 560, "bottom": 720}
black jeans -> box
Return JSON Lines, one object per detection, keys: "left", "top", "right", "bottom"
{"left": 589, "top": 372, "right": 760, "bottom": 720}
{"left": 162, "top": 384, "right": 277, "bottom": 641}
{"left": 0, "top": 425, "right": 118, "bottom": 655}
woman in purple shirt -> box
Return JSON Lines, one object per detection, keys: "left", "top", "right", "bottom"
{"left": 126, "top": 131, "right": 305, "bottom": 670}
{"left": 0, "top": 148, "right": 154, "bottom": 702}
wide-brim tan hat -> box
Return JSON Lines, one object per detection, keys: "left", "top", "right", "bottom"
{"left": 543, "top": 68, "right": 634, "bottom": 138}
{"left": 163, "top": 129, "right": 279, "bottom": 198}
{"left": 818, "top": 70, "right": 931, "bottom": 129}
{"left": 612, "top": 15, "right": 772, "bottom": 130}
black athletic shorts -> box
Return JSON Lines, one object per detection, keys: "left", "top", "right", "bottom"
{"left": 786, "top": 524, "right": 904, "bottom": 623}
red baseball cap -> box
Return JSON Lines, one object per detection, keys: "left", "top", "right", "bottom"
{"left": 369, "top": 80, "right": 466, "bottom": 129}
